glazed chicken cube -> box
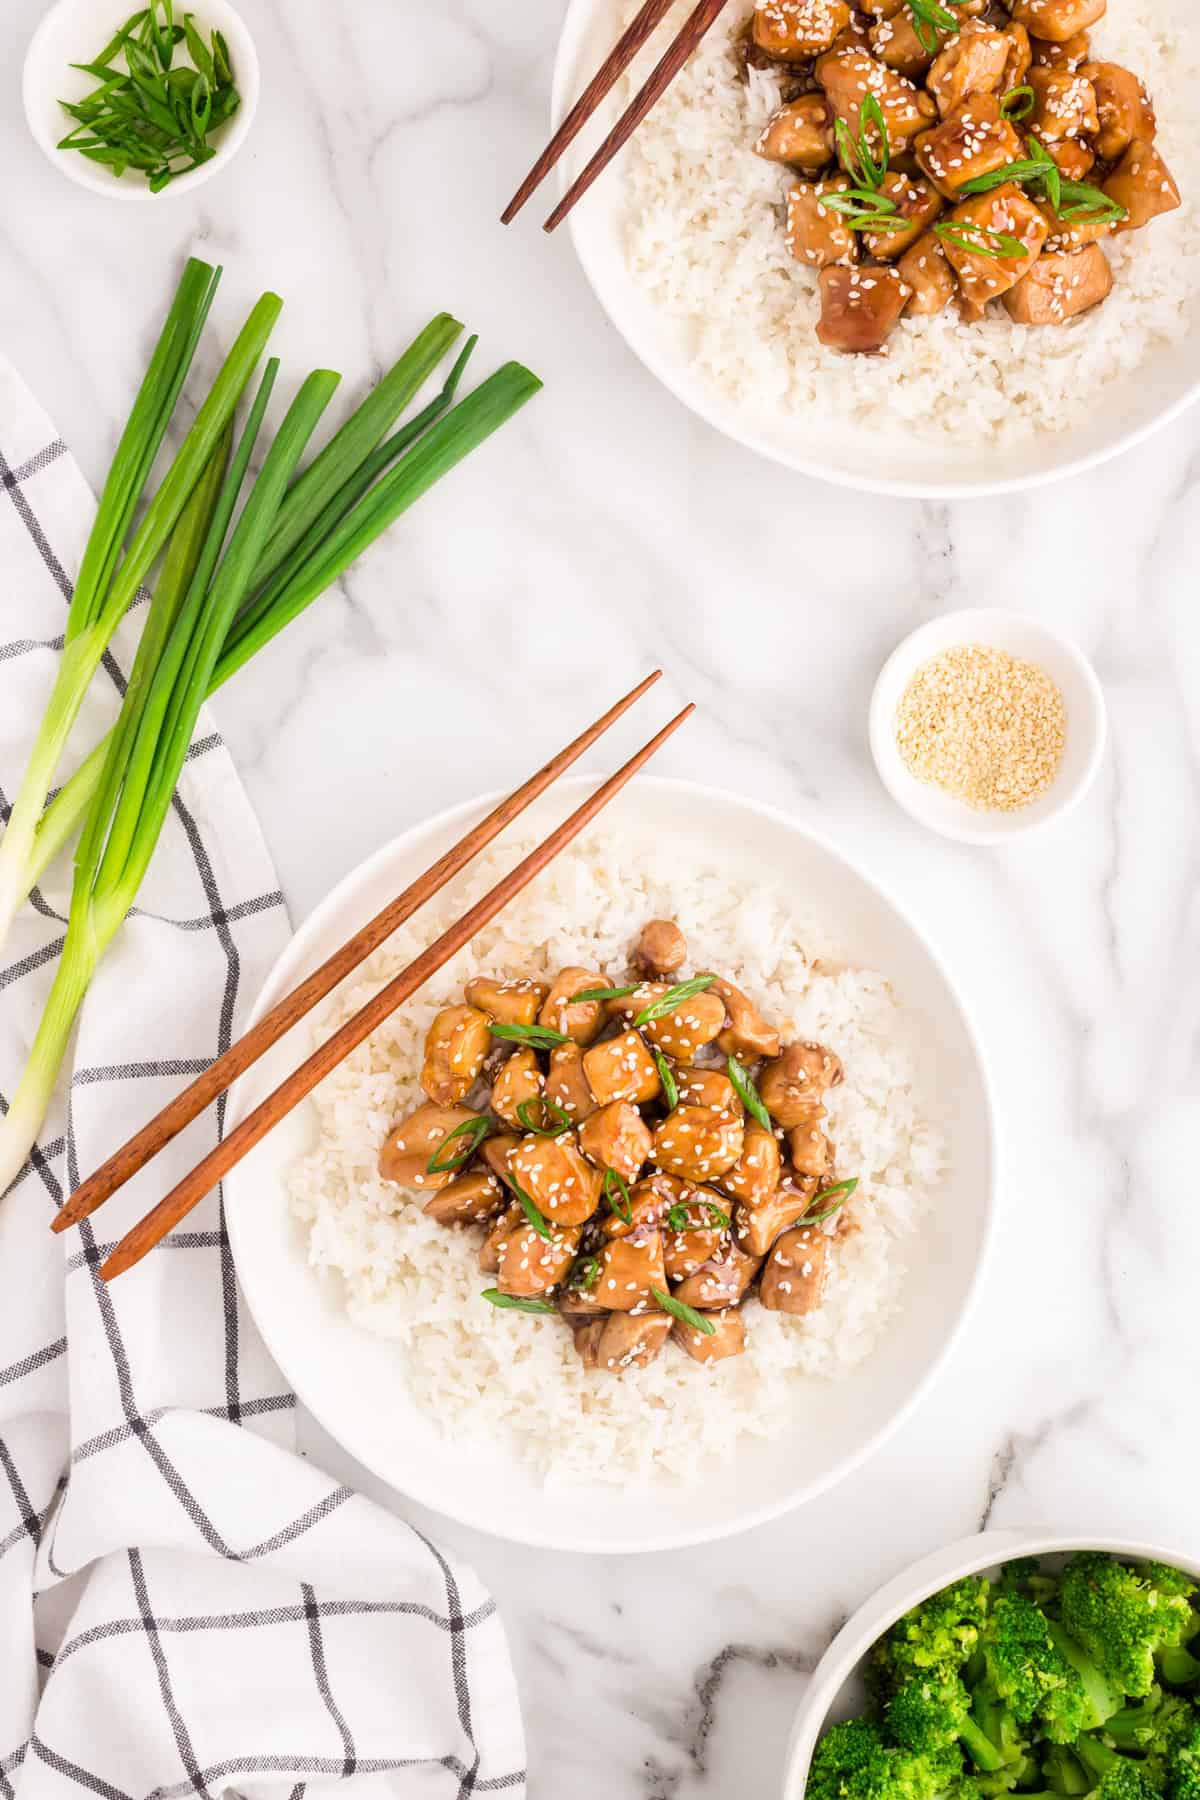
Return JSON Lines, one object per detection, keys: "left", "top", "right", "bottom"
{"left": 735, "top": 1184, "right": 816, "bottom": 1257}
{"left": 817, "top": 265, "right": 911, "bottom": 352}
{"left": 672, "top": 1240, "right": 762, "bottom": 1311}
{"left": 603, "top": 1170, "right": 679, "bottom": 1240}
{"left": 898, "top": 232, "right": 958, "bottom": 314}
{"left": 1040, "top": 135, "right": 1095, "bottom": 180}
{"left": 463, "top": 976, "right": 547, "bottom": 1029}
{"left": 662, "top": 1193, "right": 731, "bottom": 1282}
{"left": 1026, "top": 66, "right": 1098, "bottom": 141}
{"left": 1104, "top": 138, "right": 1180, "bottom": 234}
{"left": 640, "top": 989, "right": 726, "bottom": 1063}
{"left": 937, "top": 183, "right": 1049, "bottom": 308}
{"left": 420, "top": 1005, "right": 491, "bottom": 1107}
{"left": 788, "top": 1120, "right": 835, "bottom": 1181}
{"left": 594, "top": 1311, "right": 673, "bottom": 1373}
{"left": 708, "top": 976, "right": 782, "bottom": 1062}
{"left": 573, "top": 1319, "right": 606, "bottom": 1368}
{"left": 816, "top": 47, "right": 937, "bottom": 148}
{"left": 379, "top": 1102, "right": 481, "bottom": 1192}
{"left": 862, "top": 170, "right": 943, "bottom": 259}
{"left": 509, "top": 1134, "right": 602, "bottom": 1227}
{"left": 595, "top": 1227, "right": 668, "bottom": 1312}
{"left": 915, "top": 94, "right": 1025, "bottom": 197}
{"left": 1000, "top": 24, "right": 1033, "bottom": 90}
{"left": 720, "top": 1122, "right": 783, "bottom": 1208}
{"left": 423, "top": 1170, "right": 505, "bottom": 1227}
{"left": 480, "top": 1202, "right": 523, "bottom": 1273}
{"left": 673, "top": 1307, "right": 747, "bottom": 1366}
{"left": 1008, "top": 0, "right": 1105, "bottom": 44}
{"left": 539, "top": 967, "right": 611, "bottom": 1044}
{"left": 577, "top": 1100, "right": 653, "bottom": 1184}
{"left": 582, "top": 1029, "right": 661, "bottom": 1107}
{"left": 927, "top": 23, "right": 1011, "bottom": 117}
{"left": 759, "top": 1042, "right": 844, "bottom": 1127}
{"left": 654, "top": 1105, "right": 745, "bottom": 1182}
{"left": 1001, "top": 241, "right": 1113, "bottom": 322}
{"left": 755, "top": 94, "right": 836, "bottom": 174}
{"left": 479, "top": 1132, "right": 520, "bottom": 1186}
{"left": 753, "top": 0, "right": 852, "bottom": 62}
{"left": 857, "top": 0, "right": 905, "bottom": 17}
{"left": 496, "top": 1219, "right": 580, "bottom": 1299}
{"left": 544, "top": 1042, "right": 598, "bottom": 1124}
{"left": 785, "top": 179, "right": 857, "bottom": 271}
{"left": 490, "top": 1047, "right": 543, "bottom": 1130}
{"left": 631, "top": 919, "right": 687, "bottom": 978}
{"left": 1039, "top": 198, "right": 1111, "bottom": 251}
{"left": 760, "top": 1223, "right": 830, "bottom": 1316}
{"left": 868, "top": 10, "right": 943, "bottom": 82}
{"left": 675, "top": 1066, "right": 742, "bottom": 1117}
{"left": 1083, "top": 62, "right": 1156, "bottom": 161}
{"left": 1031, "top": 30, "right": 1090, "bottom": 68}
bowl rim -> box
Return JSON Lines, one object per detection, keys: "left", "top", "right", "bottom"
{"left": 22, "top": 0, "right": 260, "bottom": 203}
{"left": 780, "top": 1529, "right": 1200, "bottom": 1800}
{"left": 550, "top": 0, "right": 1200, "bottom": 501}
{"left": 867, "top": 607, "right": 1109, "bottom": 845}
{"left": 224, "top": 772, "right": 1000, "bottom": 1554}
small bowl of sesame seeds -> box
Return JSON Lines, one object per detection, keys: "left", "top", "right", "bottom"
{"left": 868, "top": 608, "right": 1107, "bottom": 846}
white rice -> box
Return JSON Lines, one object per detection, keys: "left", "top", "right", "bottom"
{"left": 618, "top": 0, "right": 1200, "bottom": 444}
{"left": 286, "top": 832, "right": 946, "bottom": 1488}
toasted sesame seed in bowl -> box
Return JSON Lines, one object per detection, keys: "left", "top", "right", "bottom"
{"left": 869, "top": 609, "right": 1107, "bottom": 845}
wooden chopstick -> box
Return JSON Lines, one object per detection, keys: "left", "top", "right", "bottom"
{"left": 501, "top": 0, "right": 676, "bottom": 225}
{"left": 53, "top": 671, "right": 664, "bottom": 1237}
{"left": 542, "top": 0, "right": 732, "bottom": 234}
{"left": 98, "top": 702, "right": 694, "bottom": 1282}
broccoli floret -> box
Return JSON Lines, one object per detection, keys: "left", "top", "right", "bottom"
{"left": 886, "top": 1675, "right": 1008, "bottom": 1775}
{"left": 1061, "top": 1558, "right": 1197, "bottom": 1700}
{"left": 871, "top": 1582, "right": 993, "bottom": 1701}
{"left": 1105, "top": 1692, "right": 1167, "bottom": 1752}
{"left": 1132, "top": 1699, "right": 1200, "bottom": 1793}
{"left": 808, "top": 1720, "right": 967, "bottom": 1800}
{"left": 1160, "top": 1651, "right": 1200, "bottom": 1691}
{"left": 977, "top": 1593, "right": 1111, "bottom": 1745}
{"left": 1076, "top": 1732, "right": 1161, "bottom": 1800}
{"left": 1042, "top": 1746, "right": 1091, "bottom": 1795}
{"left": 999, "top": 1560, "right": 1062, "bottom": 1614}
{"left": 1166, "top": 1716, "right": 1200, "bottom": 1800}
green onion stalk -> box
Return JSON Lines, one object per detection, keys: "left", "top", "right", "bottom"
{"left": 0, "top": 258, "right": 281, "bottom": 956}
{"left": 0, "top": 349, "right": 541, "bottom": 1196}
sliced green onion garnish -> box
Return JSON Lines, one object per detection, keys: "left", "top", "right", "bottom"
{"left": 634, "top": 974, "right": 717, "bottom": 1027}
{"left": 835, "top": 96, "right": 890, "bottom": 191}
{"left": 653, "top": 1048, "right": 678, "bottom": 1111}
{"left": 726, "top": 1056, "right": 772, "bottom": 1131}
{"left": 819, "top": 189, "right": 899, "bottom": 219}
{"left": 934, "top": 220, "right": 1029, "bottom": 260}
{"left": 515, "top": 1096, "right": 572, "bottom": 1138}
{"left": 510, "top": 1176, "right": 553, "bottom": 1241}
{"left": 603, "top": 1168, "right": 633, "bottom": 1225}
{"left": 490, "top": 1021, "right": 571, "bottom": 1049}
{"left": 569, "top": 982, "right": 638, "bottom": 1004}
{"left": 482, "top": 1288, "right": 555, "bottom": 1315}
{"left": 651, "top": 1287, "right": 716, "bottom": 1336}
{"left": 1000, "top": 85, "right": 1035, "bottom": 121}
{"left": 426, "top": 1115, "right": 491, "bottom": 1174}
{"left": 666, "top": 1200, "right": 731, "bottom": 1233}
{"left": 908, "top": 0, "right": 960, "bottom": 53}
{"left": 957, "top": 137, "right": 1061, "bottom": 212}
{"left": 568, "top": 1257, "right": 601, "bottom": 1292}
{"left": 804, "top": 1177, "right": 860, "bottom": 1226}
{"left": 1057, "top": 180, "right": 1126, "bottom": 225}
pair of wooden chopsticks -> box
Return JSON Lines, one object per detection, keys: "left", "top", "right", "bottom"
{"left": 52, "top": 671, "right": 692, "bottom": 1282}
{"left": 502, "top": 0, "right": 732, "bottom": 232}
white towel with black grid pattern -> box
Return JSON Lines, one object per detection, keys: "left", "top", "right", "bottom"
{"left": 0, "top": 356, "right": 526, "bottom": 1798}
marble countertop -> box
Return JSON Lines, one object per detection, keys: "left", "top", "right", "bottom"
{"left": 3, "top": 1, "right": 1199, "bottom": 1793}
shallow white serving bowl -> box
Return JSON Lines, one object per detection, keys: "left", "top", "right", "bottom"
{"left": 23, "top": 0, "right": 259, "bottom": 201}
{"left": 224, "top": 775, "right": 996, "bottom": 1555}
{"left": 552, "top": 2, "right": 1200, "bottom": 498}
{"left": 868, "top": 608, "right": 1107, "bottom": 845}
{"left": 781, "top": 1529, "right": 1200, "bottom": 1800}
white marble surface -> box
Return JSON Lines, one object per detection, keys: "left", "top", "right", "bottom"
{"left": 3, "top": 1, "right": 1200, "bottom": 1793}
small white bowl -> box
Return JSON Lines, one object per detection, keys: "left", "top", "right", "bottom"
{"left": 23, "top": 0, "right": 259, "bottom": 201}
{"left": 868, "top": 608, "right": 1107, "bottom": 847}
{"left": 781, "top": 1529, "right": 1200, "bottom": 1800}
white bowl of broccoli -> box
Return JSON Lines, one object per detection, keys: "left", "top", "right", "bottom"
{"left": 782, "top": 1533, "right": 1200, "bottom": 1800}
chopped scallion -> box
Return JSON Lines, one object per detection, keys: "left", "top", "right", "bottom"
{"left": 651, "top": 1287, "right": 716, "bottom": 1336}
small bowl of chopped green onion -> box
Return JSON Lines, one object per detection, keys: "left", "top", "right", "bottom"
{"left": 23, "top": 0, "right": 259, "bottom": 200}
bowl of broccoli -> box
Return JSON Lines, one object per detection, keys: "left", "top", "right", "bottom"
{"left": 782, "top": 1533, "right": 1200, "bottom": 1800}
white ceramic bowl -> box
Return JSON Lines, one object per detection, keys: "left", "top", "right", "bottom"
{"left": 223, "top": 775, "right": 996, "bottom": 1555}
{"left": 551, "top": 1, "right": 1200, "bottom": 498}
{"left": 781, "top": 1529, "right": 1200, "bottom": 1800}
{"left": 868, "top": 608, "right": 1107, "bottom": 845}
{"left": 23, "top": 0, "right": 259, "bottom": 201}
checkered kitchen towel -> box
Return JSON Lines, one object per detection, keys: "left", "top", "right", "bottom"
{"left": 0, "top": 356, "right": 525, "bottom": 1796}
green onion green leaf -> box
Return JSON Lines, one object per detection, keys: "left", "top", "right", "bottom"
{"left": 1000, "top": 84, "right": 1035, "bottom": 121}
{"left": 482, "top": 1289, "right": 555, "bottom": 1315}
{"left": 490, "top": 1021, "right": 571, "bottom": 1050}
{"left": 726, "top": 1056, "right": 772, "bottom": 1130}
{"left": 651, "top": 1287, "right": 716, "bottom": 1336}
{"left": 652, "top": 1048, "right": 678, "bottom": 1111}
{"left": 666, "top": 1200, "right": 731, "bottom": 1233}
{"left": 934, "top": 219, "right": 1029, "bottom": 260}
{"left": 567, "top": 1257, "right": 601, "bottom": 1292}
{"left": 803, "top": 1176, "right": 860, "bottom": 1226}
{"left": 425, "top": 1115, "right": 491, "bottom": 1174}
{"left": 510, "top": 1177, "right": 553, "bottom": 1240}
{"left": 515, "top": 1096, "right": 573, "bottom": 1138}
{"left": 634, "top": 974, "right": 717, "bottom": 1027}
{"left": 603, "top": 1168, "right": 633, "bottom": 1225}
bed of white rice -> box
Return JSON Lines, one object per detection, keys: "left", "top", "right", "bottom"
{"left": 618, "top": 0, "right": 1200, "bottom": 444}
{"left": 286, "top": 832, "right": 946, "bottom": 1487}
